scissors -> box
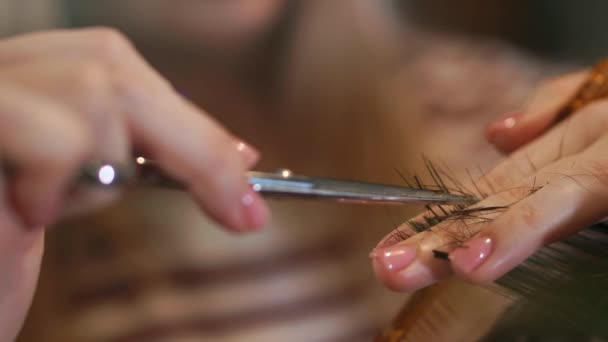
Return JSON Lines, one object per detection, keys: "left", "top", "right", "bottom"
{"left": 73, "top": 156, "right": 477, "bottom": 205}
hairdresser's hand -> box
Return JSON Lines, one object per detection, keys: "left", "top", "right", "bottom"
{"left": 371, "top": 68, "right": 608, "bottom": 291}
{"left": 0, "top": 27, "right": 270, "bottom": 229}
{"left": 0, "top": 28, "right": 268, "bottom": 340}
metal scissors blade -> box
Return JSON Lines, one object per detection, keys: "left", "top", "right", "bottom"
{"left": 77, "top": 158, "right": 477, "bottom": 206}
{"left": 247, "top": 170, "right": 476, "bottom": 205}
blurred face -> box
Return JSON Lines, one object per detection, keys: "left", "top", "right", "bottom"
{"left": 98, "top": 0, "right": 287, "bottom": 50}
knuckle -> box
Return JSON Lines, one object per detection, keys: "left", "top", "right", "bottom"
{"left": 83, "top": 27, "right": 134, "bottom": 64}
{"left": 72, "top": 61, "right": 110, "bottom": 96}
{"left": 68, "top": 62, "right": 114, "bottom": 120}
{"left": 48, "top": 122, "right": 93, "bottom": 170}
{"left": 111, "top": 70, "right": 148, "bottom": 100}
{"left": 65, "top": 123, "right": 93, "bottom": 158}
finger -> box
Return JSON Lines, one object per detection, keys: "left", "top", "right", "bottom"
{"left": 68, "top": 28, "right": 268, "bottom": 230}
{"left": 0, "top": 165, "right": 45, "bottom": 342}
{"left": 0, "top": 29, "right": 268, "bottom": 230}
{"left": 450, "top": 145, "right": 608, "bottom": 283}
{"left": 0, "top": 83, "right": 93, "bottom": 227}
{"left": 0, "top": 167, "right": 45, "bottom": 255}
{"left": 372, "top": 97, "right": 608, "bottom": 291}
{"left": 121, "top": 81, "right": 268, "bottom": 230}
{"left": 486, "top": 71, "right": 589, "bottom": 153}
{"left": 371, "top": 225, "right": 452, "bottom": 291}
{"left": 481, "top": 99, "right": 608, "bottom": 191}
{"left": 372, "top": 112, "right": 608, "bottom": 291}
{"left": 0, "top": 59, "right": 132, "bottom": 217}
{"left": 0, "top": 60, "right": 128, "bottom": 157}
{"left": 371, "top": 153, "right": 548, "bottom": 291}
{"left": 371, "top": 183, "right": 524, "bottom": 291}
{"left": 0, "top": 28, "right": 165, "bottom": 86}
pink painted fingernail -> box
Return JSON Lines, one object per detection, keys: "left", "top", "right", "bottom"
{"left": 450, "top": 236, "right": 493, "bottom": 273}
{"left": 496, "top": 112, "right": 522, "bottom": 129}
{"left": 236, "top": 141, "right": 260, "bottom": 168}
{"left": 370, "top": 244, "right": 417, "bottom": 272}
{"left": 241, "top": 188, "right": 269, "bottom": 230}
{"left": 487, "top": 112, "right": 522, "bottom": 145}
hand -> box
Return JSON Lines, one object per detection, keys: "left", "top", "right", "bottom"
{"left": 0, "top": 28, "right": 269, "bottom": 340}
{"left": 371, "top": 69, "right": 608, "bottom": 291}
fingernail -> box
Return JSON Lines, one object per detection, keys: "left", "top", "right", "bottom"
{"left": 236, "top": 141, "right": 260, "bottom": 168}
{"left": 241, "top": 187, "right": 269, "bottom": 230}
{"left": 449, "top": 235, "right": 493, "bottom": 273}
{"left": 370, "top": 244, "right": 417, "bottom": 272}
{"left": 487, "top": 112, "right": 522, "bottom": 146}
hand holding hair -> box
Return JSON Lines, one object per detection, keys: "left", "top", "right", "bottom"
{"left": 372, "top": 60, "right": 608, "bottom": 291}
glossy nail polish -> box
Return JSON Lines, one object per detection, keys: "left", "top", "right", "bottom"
{"left": 450, "top": 236, "right": 493, "bottom": 273}
{"left": 496, "top": 112, "right": 522, "bottom": 129}
{"left": 487, "top": 112, "right": 522, "bottom": 145}
{"left": 240, "top": 187, "right": 269, "bottom": 230}
{"left": 236, "top": 141, "right": 260, "bottom": 168}
{"left": 370, "top": 244, "right": 417, "bottom": 272}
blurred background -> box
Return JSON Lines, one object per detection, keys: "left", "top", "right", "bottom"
{"left": 1, "top": 1, "right": 606, "bottom": 341}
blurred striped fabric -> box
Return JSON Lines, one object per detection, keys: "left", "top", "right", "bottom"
{"left": 23, "top": 190, "right": 400, "bottom": 342}
{"left": 6, "top": 1, "right": 558, "bottom": 341}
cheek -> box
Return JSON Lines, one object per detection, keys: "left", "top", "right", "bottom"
{"left": 179, "top": 0, "right": 283, "bottom": 41}
{"left": 148, "top": 0, "right": 285, "bottom": 45}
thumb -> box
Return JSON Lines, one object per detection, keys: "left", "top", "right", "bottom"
{"left": 486, "top": 70, "right": 589, "bottom": 154}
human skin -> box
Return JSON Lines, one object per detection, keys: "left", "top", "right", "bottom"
{"left": 372, "top": 69, "right": 608, "bottom": 291}
{"left": 69, "top": 0, "right": 286, "bottom": 53}
{"left": 0, "top": 28, "right": 270, "bottom": 341}
{"left": 18, "top": 2, "right": 408, "bottom": 340}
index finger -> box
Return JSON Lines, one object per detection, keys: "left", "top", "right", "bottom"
{"left": 115, "top": 73, "right": 269, "bottom": 231}
{"left": 487, "top": 70, "right": 589, "bottom": 153}
{"left": 0, "top": 29, "right": 270, "bottom": 230}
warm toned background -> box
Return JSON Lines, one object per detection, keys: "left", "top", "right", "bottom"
{"left": 1, "top": 1, "right": 605, "bottom": 341}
